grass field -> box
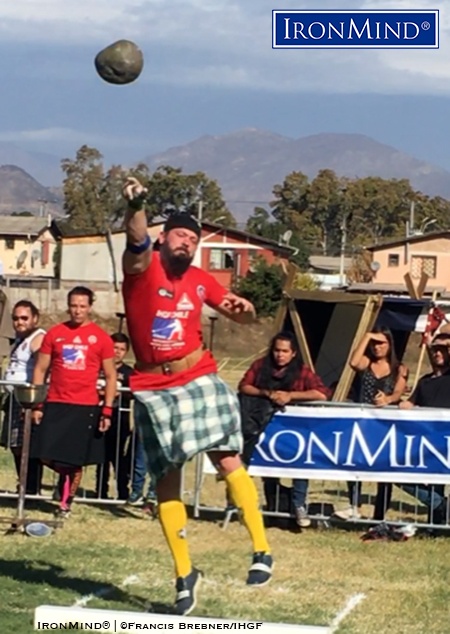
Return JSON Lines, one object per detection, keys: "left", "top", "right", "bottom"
{"left": 1, "top": 360, "right": 449, "bottom": 633}
{"left": 0, "top": 455, "right": 449, "bottom": 634}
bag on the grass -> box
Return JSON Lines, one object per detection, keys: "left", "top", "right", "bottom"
{"left": 360, "top": 522, "right": 415, "bottom": 542}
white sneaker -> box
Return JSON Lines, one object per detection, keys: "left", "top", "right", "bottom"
{"left": 295, "top": 506, "right": 311, "bottom": 528}
{"left": 333, "top": 506, "right": 361, "bottom": 520}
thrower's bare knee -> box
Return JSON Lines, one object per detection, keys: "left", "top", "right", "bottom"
{"left": 208, "top": 451, "right": 242, "bottom": 477}
{"left": 156, "top": 468, "right": 183, "bottom": 504}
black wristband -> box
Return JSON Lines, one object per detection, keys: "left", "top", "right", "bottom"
{"left": 128, "top": 194, "right": 147, "bottom": 211}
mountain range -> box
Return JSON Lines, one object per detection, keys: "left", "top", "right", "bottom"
{"left": 144, "top": 130, "right": 450, "bottom": 220}
{"left": 1, "top": 130, "right": 450, "bottom": 220}
{"left": 0, "top": 165, "right": 63, "bottom": 216}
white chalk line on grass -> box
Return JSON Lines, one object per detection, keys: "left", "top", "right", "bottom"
{"left": 71, "top": 574, "right": 140, "bottom": 607}
{"left": 329, "top": 593, "right": 366, "bottom": 633}
{"left": 72, "top": 574, "right": 365, "bottom": 633}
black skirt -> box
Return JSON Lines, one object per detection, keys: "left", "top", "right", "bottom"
{"left": 0, "top": 396, "right": 24, "bottom": 449}
{"left": 30, "top": 403, "right": 105, "bottom": 467}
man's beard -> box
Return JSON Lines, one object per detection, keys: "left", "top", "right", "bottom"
{"left": 160, "top": 243, "right": 193, "bottom": 277}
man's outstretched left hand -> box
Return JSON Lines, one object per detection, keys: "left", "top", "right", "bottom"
{"left": 219, "top": 293, "right": 256, "bottom": 323}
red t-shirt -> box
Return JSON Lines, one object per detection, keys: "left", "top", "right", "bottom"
{"left": 40, "top": 321, "right": 115, "bottom": 405}
{"left": 122, "top": 252, "right": 227, "bottom": 390}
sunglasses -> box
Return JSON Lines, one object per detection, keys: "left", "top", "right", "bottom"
{"left": 12, "top": 316, "right": 30, "bottom": 322}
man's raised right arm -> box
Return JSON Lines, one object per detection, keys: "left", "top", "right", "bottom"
{"left": 122, "top": 177, "right": 152, "bottom": 275}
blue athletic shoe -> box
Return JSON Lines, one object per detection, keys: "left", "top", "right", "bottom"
{"left": 126, "top": 491, "right": 144, "bottom": 506}
{"left": 246, "top": 552, "right": 273, "bottom": 586}
{"left": 174, "top": 567, "right": 203, "bottom": 615}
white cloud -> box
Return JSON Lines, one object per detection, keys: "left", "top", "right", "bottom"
{"left": 1, "top": 0, "right": 450, "bottom": 95}
{"left": 0, "top": 127, "right": 141, "bottom": 148}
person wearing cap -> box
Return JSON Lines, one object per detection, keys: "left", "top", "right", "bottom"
{"left": 401, "top": 326, "right": 450, "bottom": 409}
{"left": 120, "top": 177, "right": 273, "bottom": 616}
{"left": 398, "top": 327, "right": 450, "bottom": 524}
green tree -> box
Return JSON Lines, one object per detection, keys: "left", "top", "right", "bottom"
{"left": 306, "top": 169, "right": 344, "bottom": 255}
{"left": 270, "top": 171, "right": 310, "bottom": 228}
{"left": 245, "top": 207, "right": 311, "bottom": 270}
{"left": 344, "top": 177, "right": 414, "bottom": 244}
{"left": 61, "top": 145, "right": 107, "bottom": 232}
{"left": 103, "top": 162, "right": 151, "bottom": 224}
{"left": 61, "top": 149, "right": 236, "bottom": 230}
{"left": 235, "top": 258, "right": 284, "bottom": 317}
{"left": 246, "top": 207, "right": 274, "bottom": 237}
{"left": 143, "top": 166, "right": 236, "bottom": 226}
{"left": 411, "top": 193, "right": 450, "bottom": 232}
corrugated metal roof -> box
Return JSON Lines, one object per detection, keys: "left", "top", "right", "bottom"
{"left": 309, "top": 255, "right": 353, "bottom": 271}
{"left": 0, "top": 216, "right": 50, "bottom": 236}
{"left": 347, "top": 282, "right": 446, "bottom": 295}
{"left": 365, "top": 231, "right": 450, "bottom": 252}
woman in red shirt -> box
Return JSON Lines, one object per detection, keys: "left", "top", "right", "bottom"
{"left": 239, "top": 331, "right": 330, "bottom": 528}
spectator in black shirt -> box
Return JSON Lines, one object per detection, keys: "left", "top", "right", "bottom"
{"left": 398, "top": 327, "right": 450, "bottom": 524}
{"left": 95, "top": 333, "right": 133, "bottom": 500}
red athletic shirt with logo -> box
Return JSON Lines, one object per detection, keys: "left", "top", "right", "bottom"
{"left": 39, "top": 321, "right": 115, "bottom": 405}
{"left": 122, "top": 252, "right": 227, "bottom": 390}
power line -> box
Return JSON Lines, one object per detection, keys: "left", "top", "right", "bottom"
{"left": 223, "top": 200, "right": 272, "bottom": 205}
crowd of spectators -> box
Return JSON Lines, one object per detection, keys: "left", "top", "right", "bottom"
{"left": 0, "top": 294, "right": 448, "bottom": 526}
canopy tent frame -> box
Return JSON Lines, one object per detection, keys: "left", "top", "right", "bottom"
{"left": 271, "top": 266, "right": 438, "bottom": 402}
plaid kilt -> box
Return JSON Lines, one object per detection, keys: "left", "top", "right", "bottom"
{"left": 134, "top": 373, "right": 243, "bottom": 481}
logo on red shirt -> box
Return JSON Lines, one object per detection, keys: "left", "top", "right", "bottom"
{"left": 62, "top": 344, "right": 87, "bottom": 370}
{"left": 152, "top": 317, "right": 184, "bottom": 342}
{"left": 197, "top": 285, "right": 206, "bottom": 301}
{"left": 176, "top": 293, "right": 194, "bottom": 311}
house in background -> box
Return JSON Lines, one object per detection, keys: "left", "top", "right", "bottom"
{"left": 0, "top": 216, "right": 57, "bottom": 280}
{"left": 56, "top": 220, "right": 294, "bottom": 289}
{"left": 308, "top": 255, "right": 353, "bottom": 289}
{"left": 196, "top": 221, "right": 293, "bottom": 287}
{"left": 352, "top": 231, "right": 450, "bottom": 296}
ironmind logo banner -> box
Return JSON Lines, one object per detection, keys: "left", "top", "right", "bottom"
{"left": 248, "top": 405, "right": 450, "bottom": 484}
{"left": 272, "top": 10, "right": 439, "bottom": 49}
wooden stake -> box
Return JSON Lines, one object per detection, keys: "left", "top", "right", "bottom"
{"left": 288, "top": 299, "right": 314, "bottom": 370}
{"left": 404, "top": 273, "right": 419, "bottom": 300}
{"left": 410, "top": 289, "right": 437, "bottom": 394}
{"left": 332, "top": 294, "right": 382, "bottom": 402}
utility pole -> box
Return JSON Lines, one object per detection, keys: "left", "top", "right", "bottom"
{"left": 409, "top": 201, "right": 415, "bottom": 235}
{"left": 37, "top": 198, "right": 48, "bottom": 218}
{"left": 195, "top": 200, "right": 204, "bottom": 269}
{"left": 339, "top": 185, "right": 348, "bottom": 286}
{"left": 339, "top": 214, "right": 348, "bottom": 286}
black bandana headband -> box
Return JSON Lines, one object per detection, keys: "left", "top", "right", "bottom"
{"left": 163, "top": 212, "right": 202, "bottom": 238}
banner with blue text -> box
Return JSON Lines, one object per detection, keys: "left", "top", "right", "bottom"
{"left": 272, "top": 10, "right": 439, "bottom": 49}
{"left": 247, "top": 405, "right": 450, "bottom": 484}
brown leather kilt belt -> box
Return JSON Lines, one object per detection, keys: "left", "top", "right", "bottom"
{"left": 135, "top": 347, "right": 204, "bottom": 376}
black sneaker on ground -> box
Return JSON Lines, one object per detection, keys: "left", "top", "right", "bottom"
{"left": 246, "top": 552, "right": 273, "bottom": 586}
{"left": 174, "top": 567, "right": 203, "bottom": 615}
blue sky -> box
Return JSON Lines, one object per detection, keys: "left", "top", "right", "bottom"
{"left": 0, "top": 0, "right": 450, "bottom": 181}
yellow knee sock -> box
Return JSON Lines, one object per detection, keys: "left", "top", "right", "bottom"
{"left": 158, "top": 500, "right": 191, "bottom": 578}
{"left": 225, "top": 467, "right": 270, "bottom": 554}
